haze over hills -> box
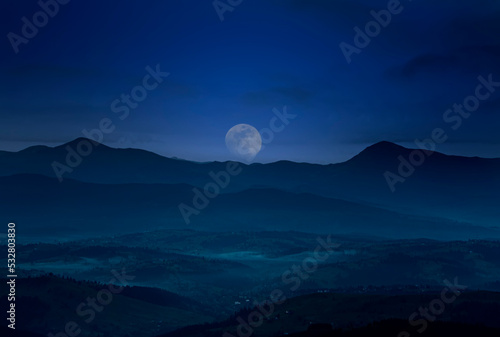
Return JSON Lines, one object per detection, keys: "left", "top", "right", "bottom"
{"left": 2, "top": 173, "right": 497, "bottom": 241}
{"left": 6, "top": 235, "right": 500, "bottom": 337}
{"left": 2, "top": 139, "right": 499, "bottom": 336}
{"left": 1, "top": 138, "right": 499, "bottom": 232}
{"left": 5, "top": 1, "right": 500, "bottom": 336}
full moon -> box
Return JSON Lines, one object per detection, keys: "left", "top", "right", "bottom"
{"left": 225, "top": 124, "right": 262, "bottom": 162}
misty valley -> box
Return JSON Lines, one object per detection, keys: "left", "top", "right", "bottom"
{"left": 1, "top": 139, "right": 500, "bottom": 337}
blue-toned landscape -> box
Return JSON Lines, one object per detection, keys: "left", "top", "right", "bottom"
{"left": 1, "top": 1, "right": 500, "bottom": 337}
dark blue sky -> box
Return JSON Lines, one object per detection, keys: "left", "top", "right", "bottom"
{"left": 1, "top": 0, "right": 500, "bottom": 163}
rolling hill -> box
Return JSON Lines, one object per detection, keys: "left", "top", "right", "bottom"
{"left": 1, "top": 174, "right": 497, "bottom": 241}
{"left": 0, "top": 275, "right": 214, "bottom": 337}
{"left": 0, "top": 138, "right": 498, "bottom": 228}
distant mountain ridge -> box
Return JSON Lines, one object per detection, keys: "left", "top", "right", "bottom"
{"left": 0, "top": 173, "right": 498, "bottom": 242}
{"left": 0, "top": 138, "right": 499, "bottom": 232}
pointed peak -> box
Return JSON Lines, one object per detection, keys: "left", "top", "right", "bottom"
{"left": 347, "top": 141, "right": 408, "bottom": 163}
{"left": 366, "top": 141, "right": 405, "bottom": 152}
{"left": 55, "top": 137, "right": 111, "bottom": 150}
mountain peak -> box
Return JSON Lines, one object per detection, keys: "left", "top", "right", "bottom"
{"left": 346, "top": 141, "right": 408, "bottom": 164}
{"left": 55, "top": 137, "right": 111, "bottom": 150}
{"left": 366, "top": 141, "right": 405, "bottom": 153}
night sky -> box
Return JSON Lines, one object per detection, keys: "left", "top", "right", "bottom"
{"left": 1, "top": 0, "right": 500, "bottom": 164}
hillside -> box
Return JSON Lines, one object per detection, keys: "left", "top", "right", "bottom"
{"left": 1, "top": 139, "right": 499, "bottom": 227}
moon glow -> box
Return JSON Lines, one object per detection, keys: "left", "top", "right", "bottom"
{"left": 225, "top": 124, "right": 262, "bottom": 162}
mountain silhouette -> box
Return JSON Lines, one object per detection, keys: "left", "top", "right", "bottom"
{"left": 0, "top": 173, "right": 498, "bottom": 241}
{"left": 0, "top": 138, "right": 499, "bottom": 230}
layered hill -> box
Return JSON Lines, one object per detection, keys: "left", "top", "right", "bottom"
{"left": 0, "top": 173, "right": 498, "bottom": 241}
{"left": 1, "top": 138, "right": 499, "bottom": 236}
